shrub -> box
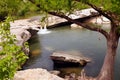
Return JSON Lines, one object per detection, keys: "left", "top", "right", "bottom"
{"left": 0, "top": 17, "right": 28, "bottom": 80}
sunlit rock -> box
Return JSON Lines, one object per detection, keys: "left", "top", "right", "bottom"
{"left": 90, "top": 16, "right": 110, "bottom": 24}
{"left": 14, "top": 68, "right": 64, "bottom": 80}
{"left": 49, "top": 70, "right": 60, "bottom": 75}
{"left": 71, "top": 24, "right": 83, "bottom": 29}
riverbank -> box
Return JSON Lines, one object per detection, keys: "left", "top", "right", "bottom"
{"left": 10, "top": 8, "right": 110, "bottom": 80}
{"left": 10, "top": 16, "right": 67, "bottom": 80}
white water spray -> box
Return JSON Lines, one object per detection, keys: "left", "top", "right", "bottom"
{"left": 37, "top": 24, "right": 51, "bottom": 34}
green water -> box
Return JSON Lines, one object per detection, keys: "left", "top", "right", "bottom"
{"left": 23, "top": 26, "right": 120, "bottom": 80}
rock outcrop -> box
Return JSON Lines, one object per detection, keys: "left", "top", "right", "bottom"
{"left": 90, "top": 16, "right": 110, "bottom": 24}
{"left": 51, "top": 51, "right": 91, "bottom": 66}
{"left": 10, "top": 19, "right": 40, "bottom": 45}
{"left": 14, "top": 68, "right": 64, "bottom": 80}
{"left": 71, "top": 23, "right": 83, "bottom": 29}
{"left": 10, "top": 19, "right": 41, "bottom": 54}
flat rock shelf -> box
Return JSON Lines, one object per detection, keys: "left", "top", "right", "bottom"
{"left": 51, "top": 51, "right": 91, "bottom": 67}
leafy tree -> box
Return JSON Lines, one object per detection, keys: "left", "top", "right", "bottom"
{"left": 0, "top": 1, "right": 37, "bottom": 80}
{"left": 0, "top": 17, "right": 28, "bottom": 80}
{"left": 0, "top": 0, "right": 20, "bottom": 21}
{"left": 28, "top": 0, "right": 120, "bottom": 80}
{"left": 0, "top": 0, "right": 39, "bottom": 21}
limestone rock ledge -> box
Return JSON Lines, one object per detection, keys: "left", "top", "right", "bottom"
{"left": 10, "top": 19, "right": 40, "bottom": 54}
{"left": 10, "top": 19, "right": 40, "bottom": 46}
{"left": 14, "top": 68, "right": 64, "bottom": 80}
{"left": 51, "top": 51, "right": 91, "bottom": 66}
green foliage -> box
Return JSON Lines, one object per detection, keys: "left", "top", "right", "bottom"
{"left": 82, "top": 0, "right": 120, "bottom": 15}
{"left": 0, "top": 0, "right": 19, "bottom": 21}
{"left": 34, "top": 0, "right": 88, "bottom": 14}
{"left": 0, "top": 0, "right": 39, "bottom": 20}
{"left": 0, "top": 17, "right": 28, "bottom": 80}
{"left": 110, "top": 0, "right": 120, "bottom": 14}
{"left": 30, "top": 0, "right": 120, "bottom": 18}
{"left": 17, "top": 1, "right": 39, "bottom": 17}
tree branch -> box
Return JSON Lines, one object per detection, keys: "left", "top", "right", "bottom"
{"left": 75, "top": 0, "right": 120, "bottom": 36}
{"left": 49, "top": 12, "right": 109, "bottom": 38}
{"left": 28, "top": 0, "right": 109, "bottom": 38}
{"left": 84, "top": 2, "right": 120, "bottom": 36}
{"left": 75, "top": 0, "right": 120, "bottom": 25}
{"left": 74, "top": 0, "right": 112, "bottom": 21}
{"left": 86, "top": 3, "right": 112, "bottom": 20}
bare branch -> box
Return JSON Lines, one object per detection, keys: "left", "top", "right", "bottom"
{"left": 49, "top": 12, "right": 109, "bottom": 38}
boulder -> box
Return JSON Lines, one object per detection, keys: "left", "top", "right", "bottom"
{"left": 49, "top": 70, "right": 60, "bottom": 75}
{"left": 14, "top": 68, "right": 64, "bottom": 80}
{"left": 71, "top": 24, "right": 83, "bottom": 29}
{"left": 51, "top": 51, "right": 91, "bottom": 67}
{"left": 10, "top": 19, "right": 41, "bottom": 55}
{"left": 90, "top": 16, "right": 110, "bottom": 24}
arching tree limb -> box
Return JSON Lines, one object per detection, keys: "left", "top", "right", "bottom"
{"left": 75, "top": 0, "right": 119, "bottom": 23}
{"left": 49, "top": 12, "right": 109, "bottom": 38}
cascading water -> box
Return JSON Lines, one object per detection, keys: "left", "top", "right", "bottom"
{"left": 37, "top": 24, "right": 51, "bottom": 34}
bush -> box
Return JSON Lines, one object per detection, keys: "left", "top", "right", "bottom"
{"left": 0, "top": 17, "right": 28, "bottom": 80}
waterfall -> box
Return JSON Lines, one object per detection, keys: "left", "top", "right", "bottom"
{"left": 43, "top": 24, "right": 47, "bottom": 31}
{"left": 37, "top": 24, "right": 51, "bottom": 34}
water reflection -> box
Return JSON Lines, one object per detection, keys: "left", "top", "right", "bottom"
{"left": 57, "top": 67, "right": 83, "bottom": 77}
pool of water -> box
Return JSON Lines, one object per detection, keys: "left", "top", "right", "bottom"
{"left": 23, "top": 26, "right": 120, "bottom": 80}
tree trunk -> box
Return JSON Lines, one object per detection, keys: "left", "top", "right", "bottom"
{"left": 97, "top": 33, "right": 119, "bottom": 80}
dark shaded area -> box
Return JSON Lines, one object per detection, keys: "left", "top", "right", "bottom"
{"left": 53, "top": 60, "right": 85, "bottom": 68}
{"left": 0, "top": 12, "right": 7, "bottom": 21}
{"left": 27, "top": 29, "right": 38, "bottom": 38}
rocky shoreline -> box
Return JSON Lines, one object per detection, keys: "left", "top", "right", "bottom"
{"left": 10, "top": 17, "right": 67, "bottom": 80}
{"left": 10, "top": 22, "right": 65, "bottom": 79}
{"left": 10, "top": 8, "right": 110, "bottom": 80}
